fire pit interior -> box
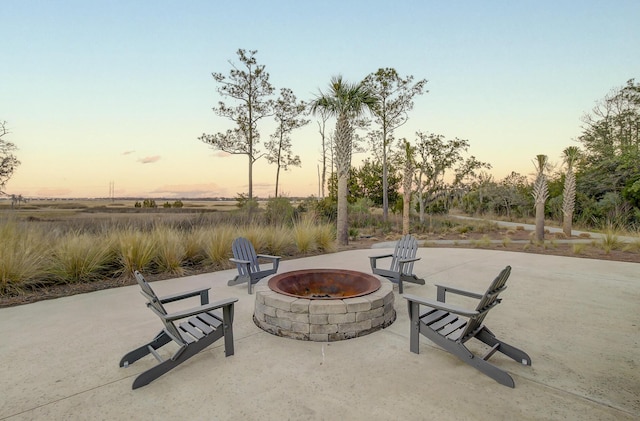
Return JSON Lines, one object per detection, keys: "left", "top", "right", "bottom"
{"left": 254, "top": 269, "right": 396, "bottom": 342}
{"left": 268, "top": 269, "right": 380, "bottom": 299}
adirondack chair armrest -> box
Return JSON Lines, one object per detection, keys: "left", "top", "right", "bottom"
{"left": 369, "top": 254, "right": 393, "bottom": 269}
{"left": 256, "top": 254, "right": 280, "bottom": 260}
{"left": 229, "top": 257, "right": 251, "bottom": 266}
{"left": 404, "top": 293, "right": 479, "bottom": 318}
{"left": 398, "top": 257, "right": 421, "bottom": 263}
{"left": 434, "top": 283, "right": 483, "bottom": 301}
{"left": 159, "top": 287, "right": 211, "bottom": 305}
{"left": 162, "top": 297, "right": 239, "bottom": 322}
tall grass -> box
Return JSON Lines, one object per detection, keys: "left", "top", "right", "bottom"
{"left": 0, "top": 220, "right": 50, "bottom": 294}
{"left": 153, "top": 227, "right": 187, "bottom": 276}
{"left": 199, "top": 225, "right": 236, "bottom": 267}
{"left": 113, "top": 228, "right": 158, "bottom": 277}
{"left": 314, "top": 223, "right": 336, "bottom": 252}
{"left": 262, "top": 225, "right": 293, "bottom": 256}
{"left": 293, "top": 215, "right": 316, "bottom": 254}
{"left": 600, "top": 229, "right": 623, "bottom": 254}
{"left": 50, "top": 231, "right": 114, "bottom": 283}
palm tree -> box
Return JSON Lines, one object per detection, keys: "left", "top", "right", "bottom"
{"left": 532, "top": 154, "right": 549, "bottom": 242}
{"left": 310, "top": 76, "right": 378, "bottom": 245}
{"left": 561, "top": 146, "right": 581, "bottom": 237}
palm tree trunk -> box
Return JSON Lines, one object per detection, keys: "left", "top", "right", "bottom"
{"left": 562, "top": 170, "right": 576, "bottom": 237}
{"left": 334, "top": 114, "right": 353, "bottom": 246}
{"left": 535, "top": 201, "right": 545, "bottom": 242}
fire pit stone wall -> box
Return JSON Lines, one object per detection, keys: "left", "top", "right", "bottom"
{"left": 254, "top": 282, "right": 396, "bottom": 341}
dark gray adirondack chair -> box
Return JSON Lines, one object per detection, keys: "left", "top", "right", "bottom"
{"left": 228, "top": 237, "right": 281, "bottom": 294}
{"left": 404, "top": 266, "right": 531, "bottom": 388}
{"left": 369, "top": 234, "right": 425, "bottom": 294}
{"left": 120, "top": 271, "right": 238, "bottom": 389}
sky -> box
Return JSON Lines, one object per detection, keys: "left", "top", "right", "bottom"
{"left": 1, "top": 0, "right": 639, "bottom": 199}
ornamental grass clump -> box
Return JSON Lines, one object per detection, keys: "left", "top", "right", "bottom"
{"left": 153, "top": 226, "right": 187, "bottom": 276}
{"left": 50, "top": 231, "right": 115, "bottom": 283}
{"left": 600, "top": 229, "right": 622, "bottom": 254}
{"left": 0, "top": 220, "right": 50, "bottom": 294}
{"left": 262, "top": 225, "right": 293, "bottom": 256}
{"left": 293, "top": 215, "right": 317, "bottom": 254}
{"left": 200, "top": 225, "right": 235, "bottom": 267}
{"left": 114, "top": 228, "right": 158, "bottom": 277}
{"left": 314, "top": 223, "right": 336, "bottom": 252}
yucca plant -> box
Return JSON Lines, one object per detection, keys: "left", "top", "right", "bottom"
{"left": 50, "top": 231, "right": 114, "bottom": 283}
{"left": 0, "top": 220, "right": 50, "bottom": 294}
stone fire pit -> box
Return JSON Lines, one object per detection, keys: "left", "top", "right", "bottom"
{"left": 254, "top": 269, "right": 396, "bottom": 341}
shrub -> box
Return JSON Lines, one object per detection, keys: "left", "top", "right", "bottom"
{"left": 265, "top": 197, "right": 295, "bottom": 225}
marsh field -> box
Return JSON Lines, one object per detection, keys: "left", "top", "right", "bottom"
{"left": 1, "top": 197, "right": 639, "bottom": 307}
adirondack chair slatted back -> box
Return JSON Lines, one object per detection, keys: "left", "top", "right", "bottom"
{"left": 232, "top": 237, "right": 260, "bottom": 276}
{"left": 134, "top": 271, "right": 187, "bottom": 346}
{"left": 461, "top": 266, "right": 511, "bottom": 341}
{"left": 390, "top": 235, "right": 419, "bottom": 275}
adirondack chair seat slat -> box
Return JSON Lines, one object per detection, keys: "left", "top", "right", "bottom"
{"left": 438, "top": 318, "right": 468, "bottom": 337}
{"left": 179, "top": 321, "right": 206, "bottom": 340}
{"left": 369, "top": 234, "right": 425, "bottom": 294}
{"left": 429, "top": 313, "right": 460, "bottom": 332}
{"left": 229, "top": 237, "right": 281, "bottom": 294}
{"left": 405, "top": 266, "right": 532, "bottom": 388}
{"left": 120, "top": 271, "right": 238, "bottom": 389}
{"left": 419, "top": 308, "right": 448, "bottom": 324}
{"left": 189, "top": 316, "right": 215, "bottom": 335}
{"left": 198, "top": 311, "right": 224, "bottom": 328}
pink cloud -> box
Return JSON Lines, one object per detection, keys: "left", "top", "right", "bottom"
{"left": 213, "top": 151, "right": 231, "bottom": 158}
{"left": 122, "top": 150, "right": 135, "bottom": 155}
{"left": 138, "top": 155, "right": 161, "bottom": 164}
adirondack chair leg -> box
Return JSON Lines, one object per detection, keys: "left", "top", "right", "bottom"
{"left": 223, "top": 304, "right": 235, "bottom": 356}
{"left": 422, "top": 329, "right": 515, "bottom": 387}
{"left": 131, "top": 333, "right": 222, "bottom": 390}
{"left": 398, "top": 277, "right": 404, "bottom": 295}
{"left": 476, "top": 328, "right": 532, "bottom": 366}
{"left": 466, "top": 355, "right": 516, "bottom": 388}
{"left": 227, "top": 274, "right": 250, "bottom": 287}
{"left": 120, "top": 331, "right": 172, "bottom": 367}
{"left": 405, "top": 274, "right": 426, "bottom": 286}
{"left": 408, "top": 301, "right": 420, "bottom": 354}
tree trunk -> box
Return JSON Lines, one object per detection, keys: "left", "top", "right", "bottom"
{"left": 562, "top": 170, "right": 576, "bottom": 237}
{"left": 334, "top": 114, "right": 353, "bottom": 246}
{"left": 382, "top": 126, "right": 389, "bottom": 222}
{"left": 337, "top": 172, "right": 349, "bottom": 245}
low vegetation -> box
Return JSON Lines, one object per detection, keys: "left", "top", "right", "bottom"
{"left": 2, "top": 197, "right": 640, "bottom": 303}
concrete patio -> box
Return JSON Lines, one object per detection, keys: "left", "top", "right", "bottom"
{"left": 1, "top": 248, "right": 638, "bottom": 420}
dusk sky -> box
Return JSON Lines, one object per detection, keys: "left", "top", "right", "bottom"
{"left": 2, "top": 1, "right": 638, "bottom": 199}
